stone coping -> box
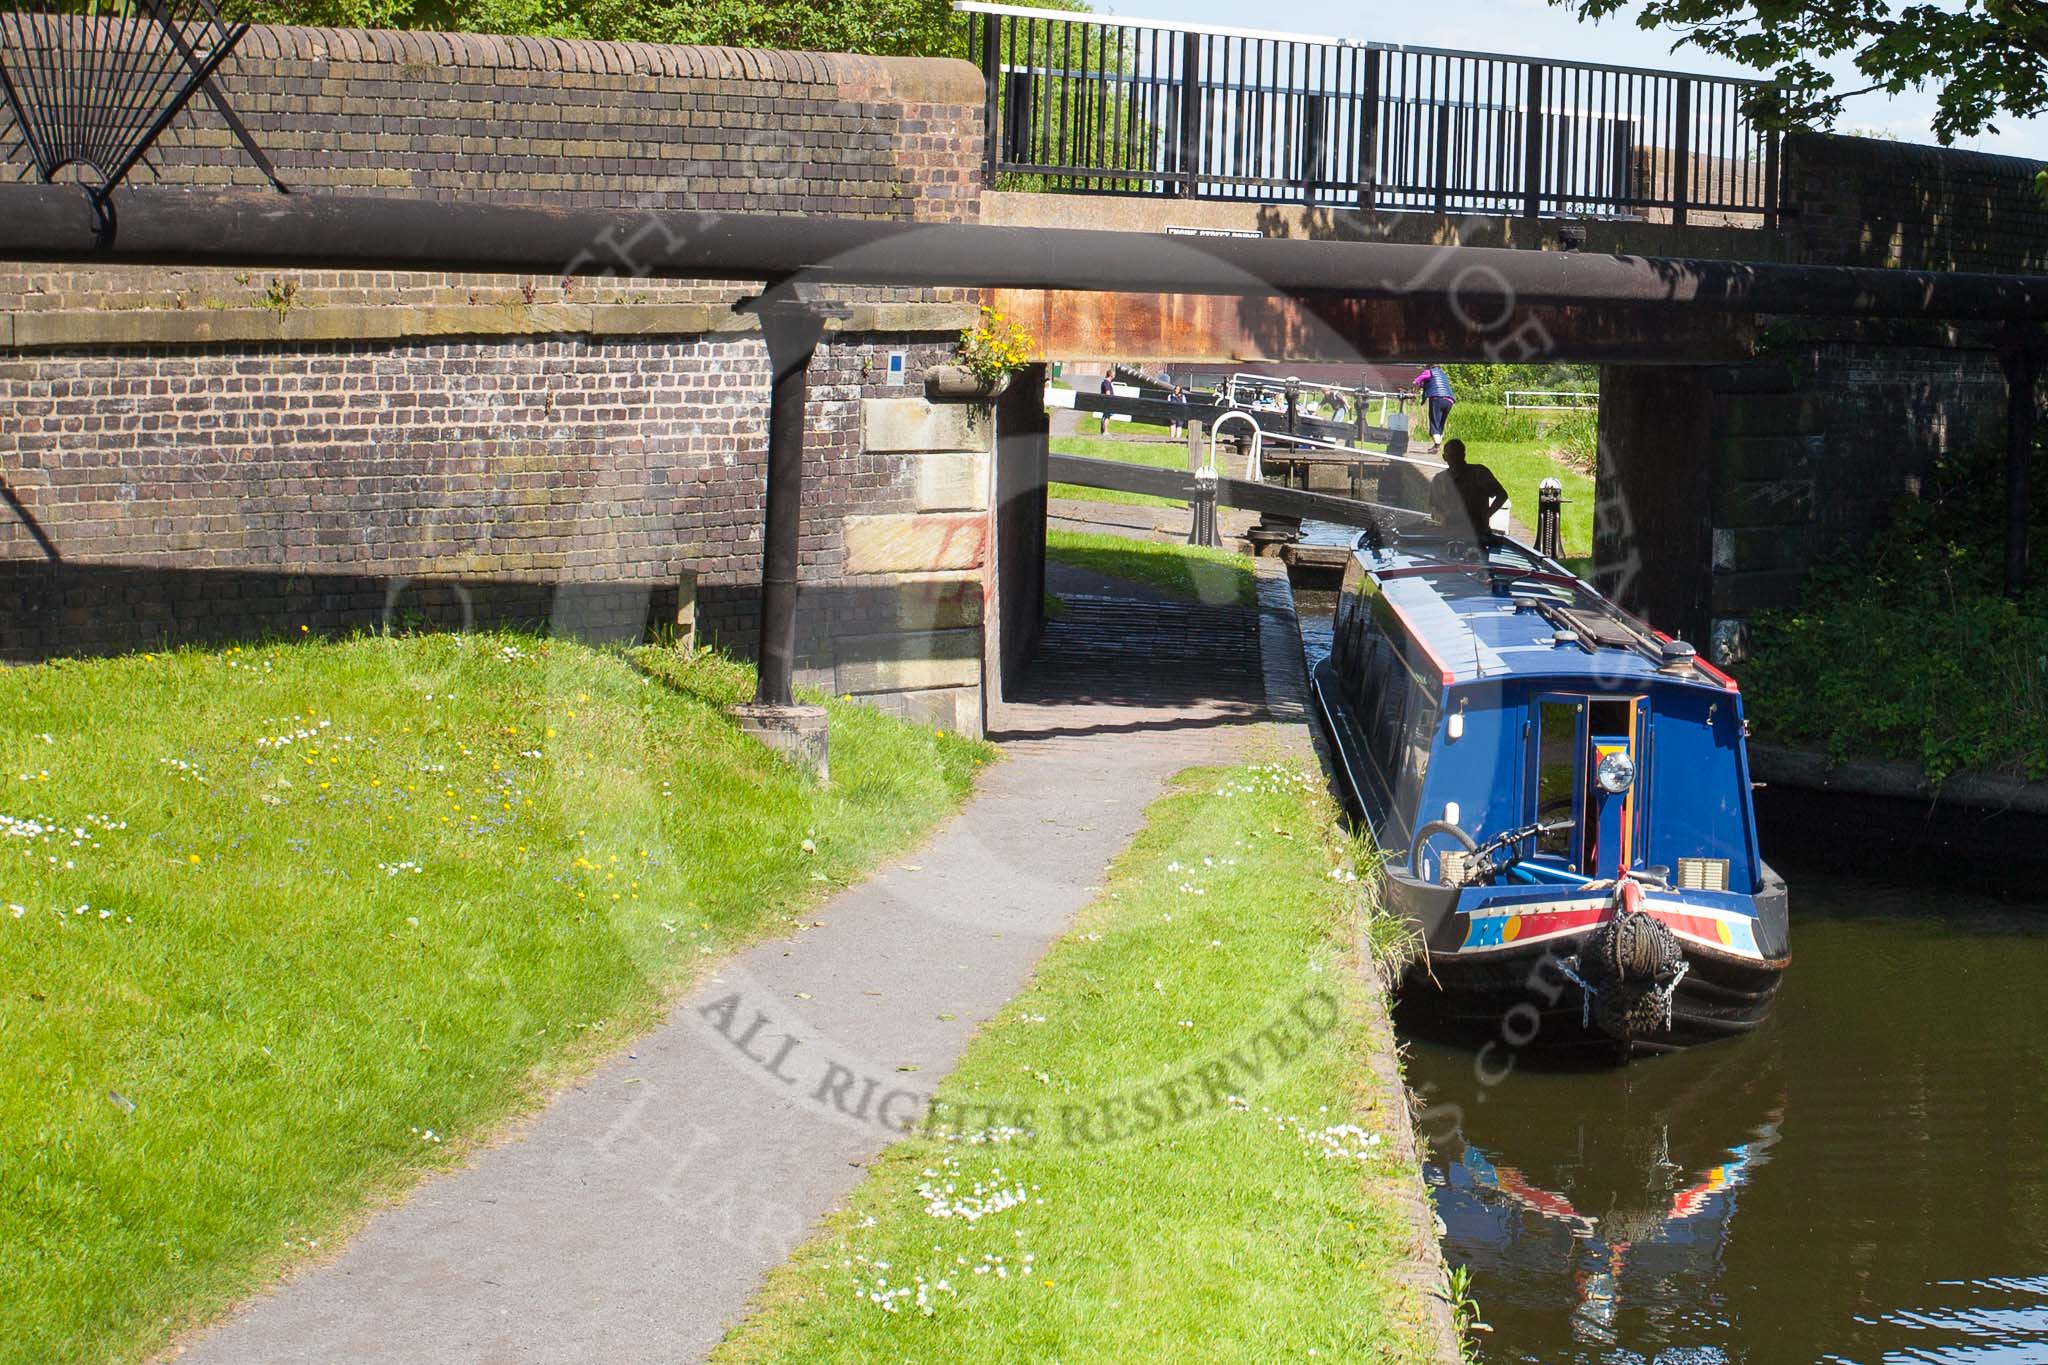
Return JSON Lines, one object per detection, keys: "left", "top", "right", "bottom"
{"left": 2, "top": 16, "right": 983, "bottom": 103}
{"left": 1784, "top": 130, "right": 2048, "bottom": 177}
{"left": 0, "top": 300, "right": 977, "bottom": 351}
{"left": 1750, "top": 742, "right": 2048, "bottom": 817}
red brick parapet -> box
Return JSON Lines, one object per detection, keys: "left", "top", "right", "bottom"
{"left": 0, "top": 21, "right": 984, "bottom": 223}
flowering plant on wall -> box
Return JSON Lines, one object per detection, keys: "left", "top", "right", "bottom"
{"left": 955, "top": 306, "right": 1036, "bottom": 384}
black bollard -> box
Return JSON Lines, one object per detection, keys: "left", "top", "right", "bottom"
{"left": 1536, "top": 477, "right": 1566, "bottom": 560}
{"left": 1187, "top": 468, "right": 1220, "bottom": 548}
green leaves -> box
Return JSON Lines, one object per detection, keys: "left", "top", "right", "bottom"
{"left": 228, "top": 0, "right": 977, "bottom": 54}
{"left": 1746, "top": 443, "right": 2048, "bottom": 782}
{"left": 1550, "top": 0, "right": 2048, "bottom": 141}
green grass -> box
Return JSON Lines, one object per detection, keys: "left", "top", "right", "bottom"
{"left": 0, "top": 633, "right": 993, "bottom": 1365}
{"left": 1049, "top": 432, "right": 1190, "bottom": 507}
{"left": 713, "top": 761, "right": 1439, "bottom": 1364}
{"left": 1045, "top": 528, "right": 1257, "bottom": 608}
{"left": 1069, "top": 416, "right": 1175, "bottom": 438}
{"left": 1458, "top": 439, "right": 1595, "bottom": 558}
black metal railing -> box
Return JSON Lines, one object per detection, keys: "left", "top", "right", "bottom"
{"left": 961, "top": 2, "right": 1779, "bottom": 224}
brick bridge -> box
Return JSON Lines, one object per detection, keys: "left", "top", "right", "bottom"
{"left": 0, "top": 19, "right": 2042, "bottom": 721}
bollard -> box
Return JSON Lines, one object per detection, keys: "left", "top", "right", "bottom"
{"left": 1187, "top": 466, "right": 1221, "bottom": 548}
{"left": 1185, "top": 419, "right": 1220, "bottom": 548}
{"left": 1536, "top": 477, "right": 1566, "bottom": 560}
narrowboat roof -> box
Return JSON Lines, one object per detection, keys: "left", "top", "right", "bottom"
{"left": 1352, "top": 531, "right": 1739, "bottom": 692}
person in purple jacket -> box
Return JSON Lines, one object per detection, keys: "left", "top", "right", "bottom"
{"left": 1412, "top": 365, "right": 1455, "bottom": 452}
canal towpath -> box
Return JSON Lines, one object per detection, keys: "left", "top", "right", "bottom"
{"left": 175, "top": 558, "right": 1455, "bottom": 1363}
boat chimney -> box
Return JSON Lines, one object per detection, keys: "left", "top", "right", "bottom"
{"left": 1657, "top": 638, "right": 1699, "bottom": 678}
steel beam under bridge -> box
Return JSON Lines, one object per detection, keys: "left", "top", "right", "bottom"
{"left": 10, "top": 187, "right": 2048, "bottom": 329}
{"left": 997, "top": 289, "right": 1756, "bottom": 365}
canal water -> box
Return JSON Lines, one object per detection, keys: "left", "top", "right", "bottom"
{"left": 1297, "top": 582, "right": 2048, "bottom": 1364}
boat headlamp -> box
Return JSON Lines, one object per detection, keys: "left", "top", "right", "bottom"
{"left": 1596, "top": 751, "right": 1636, "bottom": 795}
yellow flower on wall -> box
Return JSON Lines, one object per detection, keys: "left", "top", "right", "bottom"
{"left": 956, "top": 305, "right": 1036, "bottom": 383}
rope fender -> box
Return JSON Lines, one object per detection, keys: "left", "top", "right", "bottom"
{"left": 1559, "top": 881, "right": 1690, "bottom": 1039}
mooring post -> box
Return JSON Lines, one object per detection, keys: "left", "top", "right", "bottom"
{"left": 1536, "top": 476, "right": 1565, "bottom": 559}
{"left": 727, "top": 288, "right": 836, "bottom": 780}
{"left": 2002, "top": 342, "right": 2037, "bottom": 599}
{"left": 1185, "top": 419, "right": 1218, "bottom": 547}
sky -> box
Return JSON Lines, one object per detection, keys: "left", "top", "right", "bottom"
{"left": 1129, "top": 0, "right": 2048, "bottom": 159}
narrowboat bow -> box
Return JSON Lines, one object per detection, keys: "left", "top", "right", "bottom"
{"left": 1309, "top": 529, "right": 1789, "bottom": 1055}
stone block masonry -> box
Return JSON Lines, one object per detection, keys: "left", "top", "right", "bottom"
{"left": 833, "top": 397, "right": 999, "bottom": 735}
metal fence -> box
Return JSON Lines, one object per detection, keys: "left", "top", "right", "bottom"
{"left": 961, "top": 2, "right": 1779, "bottom": 224}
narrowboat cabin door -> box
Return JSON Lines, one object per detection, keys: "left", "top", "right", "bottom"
{"left": 1530, "top": 694, "right": 1641, "bottom": 882}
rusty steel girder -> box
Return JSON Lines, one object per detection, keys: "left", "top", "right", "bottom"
{"left": 990, "top": 289, "right": 1755, "bottom": 364}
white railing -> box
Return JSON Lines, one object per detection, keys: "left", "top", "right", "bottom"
{"left": 1504, "top": 389, "right": 1599, "bottom": 411}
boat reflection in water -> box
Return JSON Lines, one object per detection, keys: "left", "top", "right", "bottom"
{"left": 1411, "top": 1032, "right": 1786, "bottom": 1357}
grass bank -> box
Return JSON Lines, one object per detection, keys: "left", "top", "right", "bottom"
{"left": 1464, "top": 439, "right": 1595, "bottom": 558}
{"left": 713, "top": 761, "right": 1445, "bottom": 1363}
{"left": 1745, "top": 448, "right": 2048, "bottom": 781}
{"left": 0, "top": 634, "right": 991, "bottom": 1365}
{"left": 1046, "top": 527, "right": 1258, "bottom": 608}
{"left": 1049, "top": 431, "right": 1187, "bottom": 507}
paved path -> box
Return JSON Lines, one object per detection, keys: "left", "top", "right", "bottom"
{"left": 183, "top": 587, "right": 1275, "bottom": 1364}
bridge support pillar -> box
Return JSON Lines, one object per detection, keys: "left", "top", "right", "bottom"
{"left": 730, "top": 290, "right": 832, "bottom": 777}
{"left": 745, "top": 293, "right": 828, "bottom": 709}
{"left": 733, "top": 288, "right": 835, "bottom": 777}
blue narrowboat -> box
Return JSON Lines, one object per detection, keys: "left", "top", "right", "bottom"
{"left": 1310, "top": 529, "right": 1790, "bottom": 1054}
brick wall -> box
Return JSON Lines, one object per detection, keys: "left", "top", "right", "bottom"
{"left": 1785, "top": 132, "right": 2048, "bottom": 272}
{"left": 0, "top": 333, "right": 967, "bottom": 663}
{"left": 0, "top": 23, "right": 983, "bottom": 223}
{"left": 0, "top": 30, "right": 998, "bottom": 731}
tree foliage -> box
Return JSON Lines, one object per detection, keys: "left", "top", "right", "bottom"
{"left": 1745, "top": 443, "right": 2048, "bottom": 780}
{"left": 1552, "top": 0, "right": 2048, "bottom": 143}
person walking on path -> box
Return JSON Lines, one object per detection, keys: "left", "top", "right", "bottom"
{"left": 1429, "top": 438, "right": 1509, "bottom": 544}
{"left": 1167, "top": 384, "right": 1189, "bottom": 437}
{"left": 1412, "top": 365, "right": 1455, "bottom": 452}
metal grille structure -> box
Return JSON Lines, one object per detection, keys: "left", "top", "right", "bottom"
{"left": 962, "top": 1, "right": 1779, "bottom": 224}
{"left": 0, "top": 0, "right": 275, "bottom": 215}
